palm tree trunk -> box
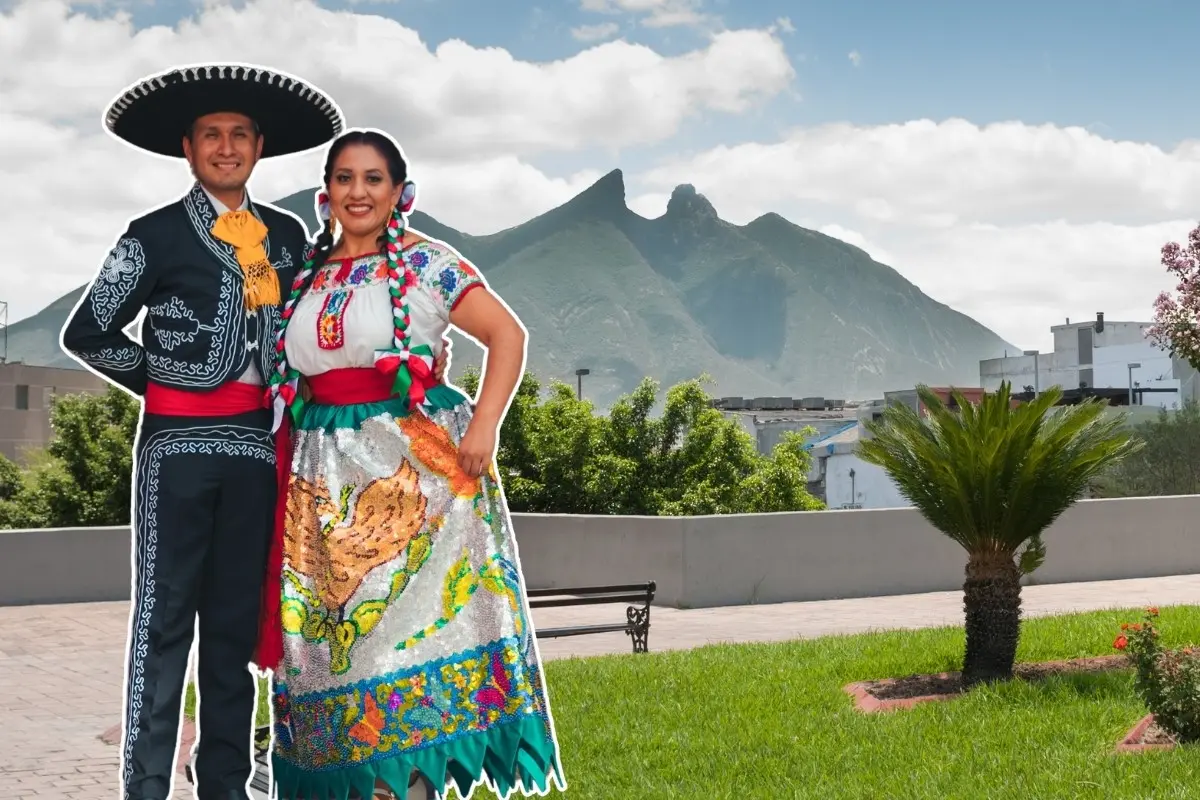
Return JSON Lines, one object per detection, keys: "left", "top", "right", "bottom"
{"left": 961, "top": 550, "right": 1022, "bottom": 686}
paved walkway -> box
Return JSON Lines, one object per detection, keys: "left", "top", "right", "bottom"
{"left": 2, "top": 574, "right": 1197, "bottom": 799}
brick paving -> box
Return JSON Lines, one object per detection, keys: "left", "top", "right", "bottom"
{"left": 1, "top": 573, "right": 1197, "bottom": 799}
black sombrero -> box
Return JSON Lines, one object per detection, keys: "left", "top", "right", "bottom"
{"left": 104, "top": 64, "right": 345, "bottom": 159}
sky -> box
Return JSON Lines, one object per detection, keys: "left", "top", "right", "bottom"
{"left": 3, "top": 0, "right": 1200, "bottom": 355}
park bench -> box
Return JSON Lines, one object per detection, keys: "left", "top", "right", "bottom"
{"left": 185, "top": 580, "right": 656, "bottom": 792}
{"left": 526, "top": 580, "right": 656, "bottom": 654}
{"left": 183, "top": 728, "right": 271, "bottom": 797}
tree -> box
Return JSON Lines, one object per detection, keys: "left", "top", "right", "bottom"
{"left": 20, "top": 387, "right": 140, "bottom": 528}
{"left": 1091, "top": 401, "right": 1200, "bottom": 498}
{"left": 0, "top": 452, "right": 36, "bottom": 529}
{"left": 1149, "top": 222, "right": 1200, "bottom": 368}
{"left": 454, "top": 366, "right": 824, "bottom": 515}
{"left": 856, "top": 382, "right": 1140, "bottom": 686}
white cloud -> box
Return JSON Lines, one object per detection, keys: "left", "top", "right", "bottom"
{"left": 848, "top": 49, "right": 862, "bottom": 67}
{"left": 580, "top": 0, "right": 711, "bottom": 28}
{"left": 5, "top": 0, "right": 1189, "bottom": 365}
{"left": 0, "top": 0, "right": 792, "bottom": 320}
{"left": 632, "top": 120, "right": 1200, "bottom": 351}
{"left": 775, "top": 16, "right": 795, "bottom": 34}
{"left": 571, "top": 21, "right": 620, "bottom": 41}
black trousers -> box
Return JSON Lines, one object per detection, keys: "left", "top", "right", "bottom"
{"left": 120, "top": 410, "right": 276, "bottom": 800}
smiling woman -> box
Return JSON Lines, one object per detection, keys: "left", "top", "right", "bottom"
{"left": 259, "top": 128, "right": 563, "bottom": 800}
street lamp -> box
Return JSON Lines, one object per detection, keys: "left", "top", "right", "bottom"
{"left": 575, "top": 368, "right": 590, "bottom": 400}
{"left": 1127, "top": 362, "right": 1141, "bottom": 406}
{"left": 1022, "top": 349, "right": 1040, "bottom": 397}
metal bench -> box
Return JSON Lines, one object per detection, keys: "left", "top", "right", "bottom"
{"left": 528, "top": 581, "right": 656, "bottom": 654}
{"left": 184, "top": 726, "right": 271, "bottom": 797}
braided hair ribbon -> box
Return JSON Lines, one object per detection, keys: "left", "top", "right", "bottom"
{"left": 372, "top": 194, "right": 437, "bottom": 412}
{"left": 267, "top": 243, "right": 320, "bottom": 432}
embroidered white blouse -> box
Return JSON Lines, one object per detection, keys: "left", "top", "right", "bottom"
{"left": 284, "top": 238, "right": 485, "bottom": 376}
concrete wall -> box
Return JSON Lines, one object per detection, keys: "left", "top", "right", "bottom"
{"left": 0, "top": 363, "right": 108, "bottom": 463}
{"left": 4, "top": 495, "right": 1199, "bottom": 609}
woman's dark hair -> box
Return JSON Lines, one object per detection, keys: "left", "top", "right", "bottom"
{"left": 308, "top": 129, "right": 409, "bottom": 275}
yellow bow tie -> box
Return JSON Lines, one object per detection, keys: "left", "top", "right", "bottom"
{"left": 210, "top": 210, "right": 280, "bottom": 310}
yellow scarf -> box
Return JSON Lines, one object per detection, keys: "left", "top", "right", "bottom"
{"left": 210, "top": 210, "right": 281, "bottom": 310}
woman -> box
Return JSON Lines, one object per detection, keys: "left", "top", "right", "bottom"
{"left": 259, "top": 129, "right": 565, "bottom": 800}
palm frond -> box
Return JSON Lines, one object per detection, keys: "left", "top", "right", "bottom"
{"left": 858, "top": 382, "right": 1141, "bottom": 557}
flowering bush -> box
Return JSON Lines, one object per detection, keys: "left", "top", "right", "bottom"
{"left": 1150, "top": 223, "right": 1200, "bottom": 368}
{"left": 1113, "top": 607, "right": 1200, "bottom": 743}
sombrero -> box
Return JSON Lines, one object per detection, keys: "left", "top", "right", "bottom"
{"left": 104, "top": 63, "right": 344, "bottom": 159}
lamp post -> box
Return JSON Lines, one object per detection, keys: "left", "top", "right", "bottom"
{"left": 1127, "top": 362, "right": 1141, "bottom": 406}
{"left": 575, "top": 367, "right": 590, "bottom": 400}
{"left": 1022, "top": 349, "right": 1040, "bottom": 397}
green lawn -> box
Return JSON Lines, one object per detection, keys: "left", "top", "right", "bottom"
{"left": 188, "top": 605, "right": 1200, "bottom": 799}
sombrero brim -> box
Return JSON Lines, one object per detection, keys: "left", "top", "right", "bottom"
{"left": 104, "top": 65, "right": 344, "bottom": 159}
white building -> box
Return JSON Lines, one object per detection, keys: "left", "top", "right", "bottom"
{"left": 979, "top": 313, "right": 1200, "bottom": 409}
{"left": 806, "top": 424, "right": 911, "bottom": 510}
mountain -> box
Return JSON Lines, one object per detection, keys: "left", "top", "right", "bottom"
{"left": 7, "top": 286, "right": 87, "bottom": 369}
{"left": 8, "top": 170, "right": 1015, "bottom": 408}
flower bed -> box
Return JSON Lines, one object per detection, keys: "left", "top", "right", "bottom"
{"left": 1112, "top": 607, "right": 1200, "bottom": 747}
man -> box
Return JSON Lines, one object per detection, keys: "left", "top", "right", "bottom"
{"left": 61, "top": 64, "right": 447, "bottom": 800}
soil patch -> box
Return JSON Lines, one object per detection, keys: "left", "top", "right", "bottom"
{"left": 845, "top": 654, "right": 1130, "bottom": 712}
{"left": 1117, "top": 714, "right": 1180, "bottom": 753}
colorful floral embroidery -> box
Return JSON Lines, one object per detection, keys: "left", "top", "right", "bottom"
{"left": 416, "top": 255, "right": 482, "bottom": 313}
{"left": 317, "top": 290, "right": 352, "bottom": 350}
{"left": 312, "top": 255, "right": 390, "bottom": 294}
{"left": 310, "top": 269, "right": 330, "bottom": 293}
{"left": 273, "top": 638, "right": 549, "bottom": 769}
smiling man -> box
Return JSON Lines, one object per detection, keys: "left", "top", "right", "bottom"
{"left": 59, "top": 64, "right": 341, "bottom": 800}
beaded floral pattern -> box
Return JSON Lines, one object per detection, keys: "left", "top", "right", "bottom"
{"left": 273, "top": 637, "right": 546, "bottom": 768}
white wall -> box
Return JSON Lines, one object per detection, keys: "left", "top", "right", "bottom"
{"left": 979, "top": 352, "right": 1073, "bottom": 394}
{"left": 982, "top": 323, "right": 1182, "bottom": 403}
{"left": 1091, "top": 341, "right": 1179, "bottom": 407}
{"left": 824, "top": 452, "right": 911, "bottom": 509}
{"left": 9, "top": 495, "right": 1200, "bottom": 608}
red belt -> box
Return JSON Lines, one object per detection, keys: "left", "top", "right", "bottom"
{"left": 306, "top": 368, "right": 394, "bottom": 405}
{"left": 144, "top": 381, "right": 268, "bottom": 416}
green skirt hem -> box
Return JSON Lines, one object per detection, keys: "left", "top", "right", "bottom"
{"left": 272, "top": 713, "right": 563, "bottom": 800}
{"left": 297, "top": 384, "right": 469, "bottom": 433}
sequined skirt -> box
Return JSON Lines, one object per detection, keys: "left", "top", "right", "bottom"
{"left": 270, "top": 391, "right": 564, "bottom": 800}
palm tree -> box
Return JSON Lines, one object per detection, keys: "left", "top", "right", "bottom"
{"left": 857, "top": 382, "right": 1141, "bottom": 686}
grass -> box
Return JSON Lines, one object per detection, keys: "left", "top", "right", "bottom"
{"left": 185, "top": 605, "right": 1200, "bottom": 799}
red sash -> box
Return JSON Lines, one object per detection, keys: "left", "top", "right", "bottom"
{"left": 144, "top": 381, "right": 268, "bottom": 416}
{"left": 307, "top": 368, "right": 395, "bottom": 405}
{"left": 254, "top": 417, "right": 292, "bottom": 673}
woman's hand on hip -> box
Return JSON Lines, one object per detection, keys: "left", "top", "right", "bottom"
{"left": 433, "top": 338, "right": 450, "bottom": 383}
{"left": 458, "top": 421, "right": 497, "bottom": 478}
